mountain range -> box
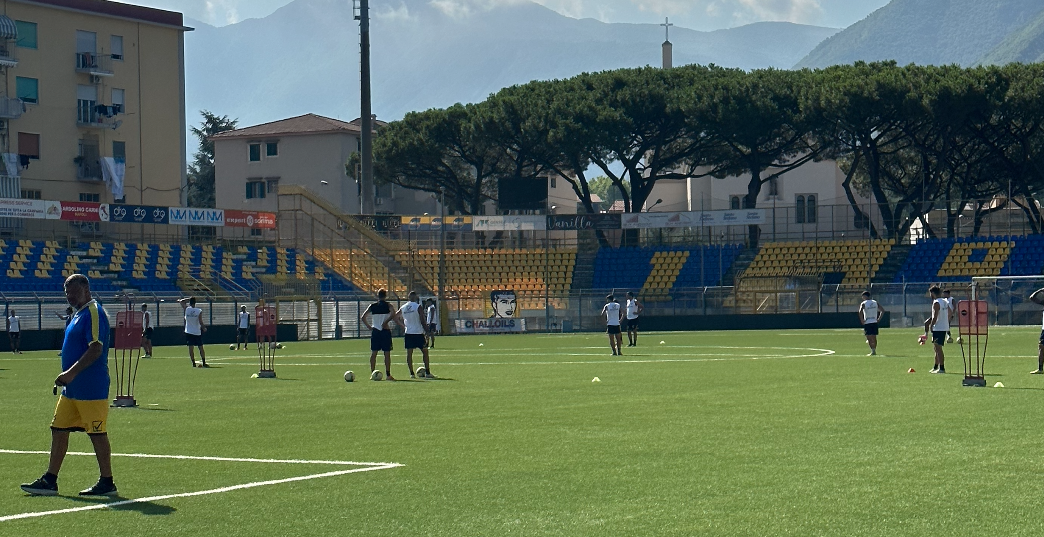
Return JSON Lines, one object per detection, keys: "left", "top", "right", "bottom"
{"left": 796, "top": 0, "right": 1044, "bottom": 68}
{"left": 183, "top": 0, "right": 838, "bottom": 128}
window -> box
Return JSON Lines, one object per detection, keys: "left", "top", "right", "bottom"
{"left": 110, "top": 35, "right": 123, "bottom": 60}
{"left": 111, "top": 88, "right": 124, "bottom": 113}
{"left": 767, "top": 177, "right": 780, "bottom": 198}
{"left": 75, "top": 30, "right": 96, "bottom": 53}
{"left": 730, "top": 196, "right": 741, "bottom": 210}
{"left": 806, "top": 194, "right": 817, "bottom": 224}
{"left": 795, "top": 195, "right": 806, "bottom": 224}
{"left": 77, "top": 84, "right": 98, "bottom": 123}
{"left": 112, "top": 141, "right": 126, "bottom": 161}
{"left": 79, "top": 193, "right": 100, "bottom": 203}
{"left": 17, "top": 132, "right": 40, "bottom": 159}
{"left": 16, "top": 77, "right": 38, "bottom": 104}
{"left": 550, "top": 177, "right": 557, "bottom": 189}
{"left": 15, "top": 21, "right": 36, "bottom": 49}
{"left": 265, "top": 142, "right": 278, "bottom": 157}
{"left": 266, "top": 178, "right": 279, "bottom": 194}
{"left": 20, "top": 189, "right": 41, "bottom": 200}
{"left": 250, "top": 228, "right": 263, "bottom": 237}
{"left": 245, "top": 180, "right": 265, "bottom": 199}
{"left": 248, "top": 143, "right": 261, "bottom": 162}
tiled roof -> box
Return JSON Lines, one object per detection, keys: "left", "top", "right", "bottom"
{"left": 210, "top": 114, "right": 386, "bottom": 140}
{"left": 25, "top": 0, "right": 185, "bottom": 28}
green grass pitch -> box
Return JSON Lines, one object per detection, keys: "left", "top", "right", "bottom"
{"left": 2, "top": 326, "right": 1044, "bottom": 535}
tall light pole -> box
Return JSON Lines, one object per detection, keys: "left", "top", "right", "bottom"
{"left": 356, "top": 0, "right": 374, "bottom": 215}
{"left": 438, "top": 187, "right": 447, "bottom": 333}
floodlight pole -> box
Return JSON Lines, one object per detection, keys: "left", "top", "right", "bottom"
{"left": 438, "top": 187, "right": 447, "bottom": 332}
{"left": 357, "top": 0, "right": 374, "bottom": 215}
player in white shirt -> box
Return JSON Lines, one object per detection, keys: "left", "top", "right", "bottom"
{"left": 1029, "top": 288, "right": 1044, "bottom": 374}
{"left": 394, "top": 291, "right": 433, "bottom": 379}
{"left": 140, "top": 303, "right": 154, "bottom": 358}
{"left": 625, "top": 291, "right": 643, "bottom": 347}
{"left": 235, "top": 306, "right": 251, "bottom": 350}
{"left": 425, "top": 299, "right": 438, "bottom": 349}
{"left": 601, "top": 294, "right": 624, "bottom": 356}
{"left": 857, "top": 290, "right": 884, "bottom": 356}
{"left": 178, "top": 296, "right": 208, "bottom": 368}
{"left": 6, "top": 309, "right": 20, "bottom": 354}
{"left": 926, "top": 286, "right": 949, "bottom": 374}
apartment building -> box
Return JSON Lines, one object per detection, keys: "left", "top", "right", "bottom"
{"left": 1, "top": 0, "right": 189, "bottom": 207}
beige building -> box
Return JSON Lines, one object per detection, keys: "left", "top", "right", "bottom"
{"left": 0, "top": 0, "right": 189, "bottom": 207}
{"left": 213, "top": 114, "right": 442, "bottom": 216}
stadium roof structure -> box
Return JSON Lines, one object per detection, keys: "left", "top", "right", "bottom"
{"left": 211, "top": 114, "right": 386, "bottom": 140}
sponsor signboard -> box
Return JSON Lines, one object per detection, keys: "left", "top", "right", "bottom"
{"left": 0, "top": 198, "right": 60, "bottom": 220}
{"left": 472, "top": 215, "right": 546, "bottom": 231}
{"left": 547, "top": 214, "right": 621, "bottom": 231}
{"left": 622, "top": 209, "right": 766, "bottom": 229}
{"left": 60, "top": 201, "right": 104, "bottom": 222}
{"left": 355, "top": 215, "right": 402, "bottom": 232}
{"left": 104, "top": 204, "right": 169, "bottom": 224}
{"left": 225, "top": 210, "right": 276, "bottom": 229}
{"left": 168, "top": 207, "right": 225, "bottom": 227}
{"left": 454, "top": 318, "right": 527, "bottom": 334}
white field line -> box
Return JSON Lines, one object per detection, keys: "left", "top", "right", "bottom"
{"left": 0, "top": 450, "right": 402, "bottom": 523}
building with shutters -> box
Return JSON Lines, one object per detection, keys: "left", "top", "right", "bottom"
{"left": 0, "top": 0, "right": 189, "bottom": 213}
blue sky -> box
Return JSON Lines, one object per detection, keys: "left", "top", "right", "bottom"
{"left": 132, "top": 0, "right": 890, "bottom": 30}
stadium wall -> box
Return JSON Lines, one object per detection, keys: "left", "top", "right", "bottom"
{"left": 637, "top": 312, "right": 892, "bottom": 332}
{"left": 3, "top": 324, "right": 298, "bottom": 352}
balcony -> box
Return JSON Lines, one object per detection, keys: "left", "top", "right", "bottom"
{"left": 74, "top": 52, "right": 113, "bottom": 77}
{"left": 76, "top": 158, "right": 103, "bottom": 182}
{"left": 76, "top": 103, "right": 119, "bottom": 129}
{"left": 0, "top": 97, "right": 23, "bottom": 119}
{"left": 0, "top": 43, "right": 17, "bottom": 68}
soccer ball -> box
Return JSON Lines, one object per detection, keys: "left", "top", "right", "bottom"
{"left": 416, "top": 366, "right": 427, "bottom": 379}
{"left": 344, "top": 370, "right": 355, "bottom": 382}
{"left": 276, "top": 343, "right": 283, "bottom": 349}
{"left": 370, "top": 370, "right": 383, "bottom": 381}
{"left": 229, "top": 344, "right": 235, "bottom": 350}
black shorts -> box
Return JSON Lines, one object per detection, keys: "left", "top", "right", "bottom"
{"left": 863, "top": 323, "right": 879, "bottom": 336}
{"left": 627, "top": 318, "right": 639, "bottom": 330}
{"left": 607, "top": 325, "right": 622, "bottom": 335}
{"left": 142, "top": 327, "right": 153, "bottom": 339}
{"left": 405, "top": 334, "right": 427, "bottom": 350}
{"left": 1039, "top": 330, "right": 1044, "bottom": 346}
{"left": 186, "top": 333, "right": 203, "bottom": 347}
{"left": 932, "top": 331, "right": 946, "bottom": 346}
{"left": 370, "top": 329, "right": 393, "bottom": 352}
{"left": 9, "top": 332, "right": 18, "bottom": 340}
{"left": 427, "top": 323, "right": 437, "bottom": 333}
{"left": 238, "top": 327, "right": 248, "bottom": 338}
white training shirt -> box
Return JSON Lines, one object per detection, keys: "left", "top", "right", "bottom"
{"left": 932, "top": 298, "right": 950, "bottom": 332}
{"left": 426, "top": 304, "right": 437, "bottom": 325}
{"left": 238, "top": 311, "right": 250, "bottom": 329}
{"left": 143, "top": 310, "right": 151, "bottom": 329}
{"left": 7, "top": 315, "right": 19, "bottom": 332}
{"left": 604, "top": 302, "right": 622, "bottom": 326}
{"left": 860, "top": 299, "right": 879, "bottom": 324}
{"left": 626, "top": 299, "right": 640, "bottom": 320}
{"left": 398, "top": 301, "right": 426, "bottom": 335}
{"left": 184, "top": 306, "right": 203, "bottom": 335}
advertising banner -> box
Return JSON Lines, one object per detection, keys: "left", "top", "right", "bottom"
{"left": 104, "top": 204, "right": 169, "bottom": 224}
{"left": 0, "top": 198, "right": 60, "bottom": 220}
{"left": 547, "top": 214, "right": 621, "bottom": 231}
{"left": 168, "top": 207, "right": 225, "bottom": 227}
{"left": 622, "top": 209, "right": 767, "bottom": 229}
{"left": 225, "top": 210, "right": 276, "bottom": 229}
{"left": 355, "top": 215, "right": 402, "bottom": 232}
{"left": 400, "top": 215, "right": 474, "bottom": 232}
{"left": 472, "top": 215, "right": 546, "bottom": 231}
{"left": 454, "top": 318, "right": 527, "bottom": 334}
{"left": 60, "top": 201, "right": 103, "bottom": 222}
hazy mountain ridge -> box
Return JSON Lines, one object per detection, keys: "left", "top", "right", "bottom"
{"left": 184, "top": 0, "right": 838, "bottom": 129}
{"left": 795, "top": 0, "right": 1044, "bottom": 68}
{"left": 978, "top": 9, "right": 1044, "bottom": 65}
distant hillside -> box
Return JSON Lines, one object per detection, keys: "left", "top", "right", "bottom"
{"left": 979, "top": 9, "right": 1044, "bottom": 64}
{"left": 184, "top": 0, "right": 837, "bottom": 129}
{"left": 795, "top": 0, "right": 1044, "bottom": 68}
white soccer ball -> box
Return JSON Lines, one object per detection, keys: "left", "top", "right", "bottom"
{"left": 479, "top": 343, "right": 484, "bottom": 347}
{"left": 370, "top": 370, "right": 383, "bottom": 381}
{"left": 229, "top": 344, "right": 235, "bottom": 350}
{"left": 416, "top": 366, "right": 427, "bottom": 378}
{"left": 344, "top": 370, "right": 355, "bottom": 382}
{"left": 659, "top": 341, "right": 665, "bottom": 345}
{"left": 276, "top": 343, "right": 284, "bottom": 349}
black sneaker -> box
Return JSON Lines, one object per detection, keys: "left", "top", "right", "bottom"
{"left": 79, "top": 479, "right": 117, "bottom": 497}
{"left": 21, "top": 475, "right": 58, "bottom": 496}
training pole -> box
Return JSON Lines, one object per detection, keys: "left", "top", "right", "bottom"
{"left": 956, "top": 298, "right": 988, "bottom": 387}
{"left": 255, "top": 303, "right": 277, "bottom": 378}
{"left": 112, "top": 301, "right": 144, "bottom": 406}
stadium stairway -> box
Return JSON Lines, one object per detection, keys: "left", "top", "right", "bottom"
{"left": 872, "top": 243, "right": 912, "bottom": 283}
{"left": 720, "top": 248, "right": 756, "bottom": 287}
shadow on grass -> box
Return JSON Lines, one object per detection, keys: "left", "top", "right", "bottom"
{"left": 61, "top": 495, "right": 176, "bottom": 516}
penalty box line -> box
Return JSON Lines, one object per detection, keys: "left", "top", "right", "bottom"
{"left": 0, "top": 450, "right": 403, "bottom": 523}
